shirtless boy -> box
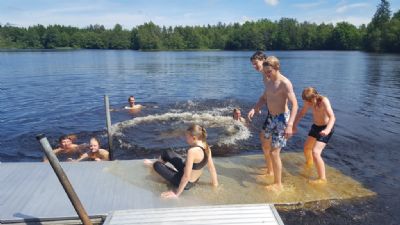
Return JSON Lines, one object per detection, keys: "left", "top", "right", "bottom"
{"left": 293, "top": 87, "right": 335, "bottom": 184}
{"left": 248, "top": 56, "right": 298, "bottom": 192}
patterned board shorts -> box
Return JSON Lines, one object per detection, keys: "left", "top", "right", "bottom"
{"left": 262, "top": 111, "right": 290, "bottom": 148}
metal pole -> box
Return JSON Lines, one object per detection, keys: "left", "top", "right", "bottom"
{"left": 104, "top": 95, "right": 113, "bottom": 160}
{"left": 36, "top": 134, "right": 93, "bottom": 225}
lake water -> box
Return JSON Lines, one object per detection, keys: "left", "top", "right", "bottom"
{"left": 0, "top": 50, "right": 399, "bottom": 224}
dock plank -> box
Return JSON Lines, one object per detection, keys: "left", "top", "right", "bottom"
{"left": 104, "top": 204, "right": 283, "bottom": 225}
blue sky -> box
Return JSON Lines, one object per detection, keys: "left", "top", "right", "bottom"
{"left": 1, "top": 0, "right": 399, "bottom": 28}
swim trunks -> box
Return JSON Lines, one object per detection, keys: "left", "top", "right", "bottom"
{"left": 308, "top": 124, "right": 334, "bottom": 143}
{"left": 262, "top": 111, "right": 290, "bottom": 148}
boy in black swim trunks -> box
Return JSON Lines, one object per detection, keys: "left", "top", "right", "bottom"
{"left": 293, "top": 87, "right": 336, "bottom": 184}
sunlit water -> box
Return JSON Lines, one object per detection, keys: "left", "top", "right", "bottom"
{"left": 0, "top": 50, "right": 399, "bottom": 224}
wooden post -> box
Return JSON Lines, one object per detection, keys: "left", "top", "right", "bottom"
{"left": 36, "top": 134, "right": 93, "bottom": 225}
{"left": 104, "top": 95, "right": 113, "bottom": 160}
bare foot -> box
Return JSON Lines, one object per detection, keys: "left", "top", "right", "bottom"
{"left": 265, "top": 184, "right": 283, "bottom": 192}
{"left": 309, "top": 178, "right": 327, "bottom": 184}
{"left": 259, "top": 168, "right": 274, "bottom": 176}
{"left": 143, "top": 159, "right": 154, "bottom": 167}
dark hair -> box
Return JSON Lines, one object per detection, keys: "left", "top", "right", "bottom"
{"left": 250, "top": 51, "right": 267, "bottom": 61}
{"left": 128, "top": 96, "right": 135, "bottom": 102}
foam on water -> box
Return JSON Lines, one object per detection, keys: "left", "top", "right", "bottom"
{"left": 111, "top": 109, "right": 251, "bottom": 147}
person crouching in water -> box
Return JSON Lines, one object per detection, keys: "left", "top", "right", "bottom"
{"left": 293, "top": 87, "right": 335, "bottom": 184}
{"left": 144, "top": 124, "right": 218, "bottom": 198}
{"left": 76, "top": 137, "right": 109, "bottom": 161}
{"left": 43, "top": 135, "right": 86, "bottom": 162}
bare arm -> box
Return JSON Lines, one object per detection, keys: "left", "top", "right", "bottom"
{"left": 43, "top": 147, "right": 61, "bottom": 162}
{"left": 100, "top": 149, "right": 110, "bottom": 161}
{"left": 321, "top": 98, "right": 335, "bottom": 135}
{"left": 207, "top": 150, "right": 218, "bottom": 186}
{"left": 285, "top": 81, "right": 298, "bottom": 138}
{"left": 75, "top": 153, "right": 89, "bottom": 162}
{"left": 248, "top": 91, "right": 267, "bottom": 121}
{"left": 293, "top": 101, "right": 311, "bottom": 133}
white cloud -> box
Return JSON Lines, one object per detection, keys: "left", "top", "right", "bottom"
{"left": 293, "top": 1, "right": 325, "bottom": 9}
{"left": 264, "top": 0, "right": 279, "bottom": 6}
{"left": 320, "top": 15, "right": 370, "bottom": 26}
{"left": 336, "top": 3, "right": 369, "bottom": 13}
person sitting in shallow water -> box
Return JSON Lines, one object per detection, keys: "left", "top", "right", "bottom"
{"left": 233, "top": 108, "right": 246, "bottom": 123}
{"left": 144, "top": 124, "right": 218, "bottom": 199}
{"left": 75, "top": 137, "right": 109, "bottom": 161}
{"left": 43, "top": 135, "right": 87, "bottom": 162}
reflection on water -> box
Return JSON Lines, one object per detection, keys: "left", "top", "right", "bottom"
{"left": 105, "top": 152, "right": 374, "bottom": 207}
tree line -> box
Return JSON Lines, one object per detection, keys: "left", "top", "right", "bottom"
{"left": 0, "top": 0, "right": 399, "bottom": 52}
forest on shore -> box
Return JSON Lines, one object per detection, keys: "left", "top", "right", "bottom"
{"left": 0, "top": 0, "right": 399, "bottom": 52}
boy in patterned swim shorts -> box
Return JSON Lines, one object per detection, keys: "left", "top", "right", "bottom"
{"left": 248, "top": 56, "right": 298, "bottom": 192}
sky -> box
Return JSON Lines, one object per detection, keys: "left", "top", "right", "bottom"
{"left": 1, "top": 0, "right": 399, "bottom": 29}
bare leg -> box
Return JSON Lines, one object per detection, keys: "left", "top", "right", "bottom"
{"left": 310, "top": 141, "right": 327, "bottom": 184}
{"left": 260, "top": 132, "right": 273, "bottom": 176}
{"left": 266, "top": 147, "right": 283, "bottom": 192}
{"left": 304, "top": 136, "right": 316, "bottom": 167}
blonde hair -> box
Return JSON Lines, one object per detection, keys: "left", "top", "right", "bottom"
{"left": 302, "top": 87, "right": 324, "bottom": 106}
{"left": 186, "top": 124, "right": 210, "bottom": 155}
{"left": 263, "top": 56, "right": 280, "bottom": 71}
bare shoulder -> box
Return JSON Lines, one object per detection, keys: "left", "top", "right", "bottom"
{"left": 321, "top": 96, "right": 331, "bottom": 107}
{"left": 280, "top": 75, "right": 294, "bottom": 91}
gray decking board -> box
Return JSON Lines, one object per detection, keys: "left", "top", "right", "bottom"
{"left": 104, "top": 204, "right": 283, "bottom": 225}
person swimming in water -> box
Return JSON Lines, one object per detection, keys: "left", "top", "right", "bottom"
{"left": 233, "top": 108, "right": 246, "bottom": 123}
{"left": 125, "top": 96, "right": 143, "bottom": 111}
{"left": 75, "top": 137, "right": 109, "bottom": 161}
{"left": 43, "top": 135, "right": 87, "bottom": 162}
{"left": 144, "top": 124, "right": 218, "bottom": 198}
{"left": 293, "top": 87, "right": 335, "bottom": 184}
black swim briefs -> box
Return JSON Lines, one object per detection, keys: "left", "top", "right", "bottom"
{"left": 308, "top": 124, "right": 334, "bottom": 143}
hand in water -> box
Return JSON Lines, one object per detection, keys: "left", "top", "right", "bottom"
{"left": 161, "top": 190, "right": 178, "bottom": 199}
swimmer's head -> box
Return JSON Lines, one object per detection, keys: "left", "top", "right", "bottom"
{"left": 89, "top": 137, "right": 100, "bottom": 153}
{"left": 59, "top": 135, "right": 73, "bottom": 149}
{"left": 302, "top": 87, "right": 323, "bottom": 105}
{"left": 233, "top": 108, "right": 241, "bottom": 120}
{"left": 128, "top": 96, "right": 135, "bottom": 107}
{"left": 250, "top": 51, "right": 267, "bottom": 72}
{"left": 263, "top": 56, "right": 280, "bottom": 78}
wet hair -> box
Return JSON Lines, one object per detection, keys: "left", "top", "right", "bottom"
{"left": 302, "top": 87, "right": 324, "bottom": 106}
{"left": 186, "top": 124, "right": 210, "bottom": 155}
{"left": 263, "top": 56, "right": 280, "bottom": 71}
{"left": 90, "top": 137, "right": 100, "bottom": 145}
{"left": 250, "top": 51, "right": 267, "bottom": 62}
{"left": 59, "top": 134, "right": 76, "bottom": 144}
{"left": 128, "top": 96, "right": 135, "bottom": 102}
{"left": 233, "top": 108, "right": 241, "bottom": 118}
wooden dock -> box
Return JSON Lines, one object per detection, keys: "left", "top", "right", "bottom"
{"left": 104, "top": 204, "right": 284, "bottom": 225}
{"left": 0, "top": 153, "right": 375, "bottom": 224}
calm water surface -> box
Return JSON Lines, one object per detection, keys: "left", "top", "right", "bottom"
{"left": 0, "top": 50, "right": 399, "bottom": 225}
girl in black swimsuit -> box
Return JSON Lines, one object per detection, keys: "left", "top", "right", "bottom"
{"left": 145, "top": 124, "right": 219, "bottom": 198}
